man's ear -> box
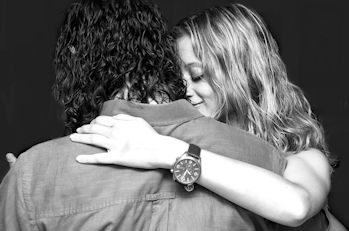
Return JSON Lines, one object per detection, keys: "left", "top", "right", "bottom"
{"left": 114, "top": 78, "right": 130, "bottom": 101}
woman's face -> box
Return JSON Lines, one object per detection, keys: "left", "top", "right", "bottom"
{"left": 176, "top": 35, "right": 217, "bottom": 117}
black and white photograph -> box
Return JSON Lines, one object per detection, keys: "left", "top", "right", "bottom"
{"left": 0, "top": 0, "right": 348, "bottom": 230}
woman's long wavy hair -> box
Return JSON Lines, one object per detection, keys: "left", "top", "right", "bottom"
{"left": 53, "top": 0, "right": 185, "bottom": 134}
{"left": 174, "top": 4, "right": 336, "bottom": 166}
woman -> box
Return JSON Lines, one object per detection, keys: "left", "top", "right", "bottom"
{"left": 69, "top": 3, "right": 342, "bottom": 228}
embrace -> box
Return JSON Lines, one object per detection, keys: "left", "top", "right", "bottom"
{"left": 1, "top": 0, "right": 346, "bottom": 230}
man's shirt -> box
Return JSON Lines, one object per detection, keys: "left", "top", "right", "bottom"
{"left": 0, "top": 100, "right": 327, "bottom": 230}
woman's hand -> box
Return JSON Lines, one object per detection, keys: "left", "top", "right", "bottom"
{"left": 6, "top": 153, "right": 17, "bottom": 168}
{"left": 70, "top": 114, "right": 186, "bottom": 169}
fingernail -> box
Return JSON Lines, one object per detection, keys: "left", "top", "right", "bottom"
{"left": 70, "top": 133, "right": 76, "bottom": 139}
{"left": 76, "top": 128, "right": 81, "bottom": 132}
{"left": 76, "top": 156, "right": 83, "bottom": 163}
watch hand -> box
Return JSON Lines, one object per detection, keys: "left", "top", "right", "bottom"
{"left": 187, "top": 170, "right": 192, "bottom": 176}
{"left": 181, "top": 173, "right": 186, "bottom": 182}
{"left": 186, "top": 169, "right": 193, "bottom": 176}
{"left": 183, "top": 169, "right": 189, "bottom": 176}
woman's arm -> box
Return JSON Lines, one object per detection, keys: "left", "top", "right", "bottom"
{"left": 197, "top": 147, "right": 330, "bottom": 226}
{"left": 283, "top": 149, "right": 331, "bottom": 223}
{"left": 71, "top": 114, "right": 331, "bottom": 227}
{"left": 159, "top": 138, "right": 330, "bottom": 226}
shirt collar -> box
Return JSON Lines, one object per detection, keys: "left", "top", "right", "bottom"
{"left": 100, "top": 99, "right": 204, "bottom": 126}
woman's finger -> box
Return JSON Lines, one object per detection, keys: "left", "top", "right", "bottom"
{"left": 94, "top": 116, "right": 119, "bottom": 127}
{"left": 76, "top": 153, "right": 115, "bottom": 164}
{"left": 6, "top": 153, "right": 17, "bottom": 168}
{"left": 113, "top": 114, "right": 140, "bottom": 121}
{"left": 76, "top": 123, "right": 112, "bottom": 136}
{"left": 70, "top": 133, "right": 113, "bottom": 150}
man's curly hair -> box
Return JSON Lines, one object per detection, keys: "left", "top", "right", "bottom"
{"left": 53, "top": 0, "right": 186, "bottom": 134}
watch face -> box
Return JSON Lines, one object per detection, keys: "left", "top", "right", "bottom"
{"left": 173, "top": 158, "right": 201, "bottom": 184}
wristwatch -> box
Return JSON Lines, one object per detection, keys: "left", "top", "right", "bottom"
{"left": 170, "top": 144, "right": 201, "bottom": 192}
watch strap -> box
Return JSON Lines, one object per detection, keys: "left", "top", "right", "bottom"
{"left": 187, "top": 144, "right": 201, "bottom": 159}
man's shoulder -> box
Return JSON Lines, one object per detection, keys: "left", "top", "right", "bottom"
{"left": 15, "top": 136, "right": 101, "bottom": 170}
{"left": 25, "top": 136, "right": 70, "bottom": 151}
{"left": 171, "top": 116, "right": 287, "bottom": 174}
{"left": 185, "top": 116, "right": 272, "bottom": 146}
{"left": 18, "top": 136, "right": 71, "bottom": 161}
{"left": 11, "top": 136, "right": 107, "bottom": 197}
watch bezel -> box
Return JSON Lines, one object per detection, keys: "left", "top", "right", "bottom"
{"left": 172, "top": 154, "right": 201, "bottom": 185}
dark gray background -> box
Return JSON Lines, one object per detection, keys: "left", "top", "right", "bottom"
{"left": 0, "top": 0, "right": 348, "bottom": 227}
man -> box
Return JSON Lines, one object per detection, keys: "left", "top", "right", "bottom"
{"left": 0, "top": 0, "right": 327, "bottom": 230}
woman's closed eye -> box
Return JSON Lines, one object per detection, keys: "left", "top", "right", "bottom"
{"left": 191, "top": 74, "right": 204, "bottom": 82}
{"left": 189, "top": 68, "right": 204, "bottom": 82}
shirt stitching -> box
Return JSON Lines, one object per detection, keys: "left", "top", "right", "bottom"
{"left": 35, "top": 192, "right": 176, "bottom": 219}
{"left": 149, "top": 114, "right": 204, "bottom": 127}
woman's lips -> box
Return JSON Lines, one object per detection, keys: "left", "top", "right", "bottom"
{"left": 191, "top": 102, "right": 203, "bottom": 107}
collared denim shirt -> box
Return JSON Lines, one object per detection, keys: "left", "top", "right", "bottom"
{"left": 0, "top": 100, "right": 327, "bottom": 230}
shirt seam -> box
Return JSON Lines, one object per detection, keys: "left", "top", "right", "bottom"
{"left": 35, "top": 192, "right": 176, "bottom": 219}
{"left": 20, "top": 159, "right": 39, "bottom": 231}
{"left": 148, "top": 114, "right": 204, "bottom": 127}
{"left": 275, "top": 149, "right": 288, "bottom": 176}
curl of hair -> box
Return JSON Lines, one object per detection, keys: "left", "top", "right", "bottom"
{"left": 174, "top": 4, "right": 337, "bottom": 167}
{"left": 53, "top": 0, "right": 185, "bottom": 134}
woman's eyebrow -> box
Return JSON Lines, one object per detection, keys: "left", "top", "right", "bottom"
{"left": 186, "top": 62, "right": 203, "bottom": 69}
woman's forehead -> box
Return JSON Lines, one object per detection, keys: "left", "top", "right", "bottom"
{"left": 176, "top": 35, "right": 202, "bottom": 67}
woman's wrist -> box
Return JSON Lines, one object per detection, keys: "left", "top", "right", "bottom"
{"left": 157, "top": 135, "right": 189, "bottom": 169}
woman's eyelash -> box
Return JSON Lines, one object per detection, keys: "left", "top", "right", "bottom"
{"left": 192, "top": 75, "right": 204, "bottom": 82}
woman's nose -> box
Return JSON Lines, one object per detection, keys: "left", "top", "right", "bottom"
{"left": 185, "top": 81, "right": 194, "bottom": 98}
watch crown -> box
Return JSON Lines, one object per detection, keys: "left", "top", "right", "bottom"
{"left": 170, "top": 169, "right": 173, "bottom": 173}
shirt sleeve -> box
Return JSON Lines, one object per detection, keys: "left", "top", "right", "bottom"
{"left": 0, "top": 159, "right": 36, "bottom": 231}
